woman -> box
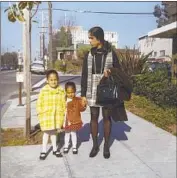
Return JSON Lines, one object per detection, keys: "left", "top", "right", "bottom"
{"left": 81, "top": 26, "right": 132, "bottom": 159}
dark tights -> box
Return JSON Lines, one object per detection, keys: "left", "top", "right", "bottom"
{"left": 90, "top": 107, "right": 111, "bottom": 146}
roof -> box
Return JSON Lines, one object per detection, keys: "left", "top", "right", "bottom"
{"left": 138, "top": 35, "right": 148, "bottom": 40}
{"left": 148, "top": 21, "right": 177, "bottom": 38}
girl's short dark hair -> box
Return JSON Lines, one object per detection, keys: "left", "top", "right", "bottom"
{"left": 46, "top": 69, "right": 59, "bottom": 80}
{"left": 88, "top": 26, "right": 104, "bottom": 43}
{"left": 65, "top": 82, "right": 76, "bottom": 92}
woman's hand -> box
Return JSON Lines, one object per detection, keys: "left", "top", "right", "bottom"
{"left": 104, "top": 69, "right": 111, "bottom": 77}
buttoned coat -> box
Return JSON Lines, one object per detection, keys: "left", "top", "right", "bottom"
{"left": 36, "top": 84, "right": 66, "bottom": 131}
{"left": 66, "top": 97, "right": 86, "bottom": 126}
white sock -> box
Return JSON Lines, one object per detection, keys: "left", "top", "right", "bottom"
{"left": 50, "top": 134, "right": 57, "bottom": 152}
{"left": 64, "top": 131, "right": 70, "bottom": 148}
{"left": 71, "top": 131, "right": 77, "bottom": 148}
{"left": 42, "top": 132, "right": 49, "bottom": 153}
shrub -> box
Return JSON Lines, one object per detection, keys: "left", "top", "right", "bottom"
{"left": 116, "top": 46, "right": 152, "bottom": 77}
{"left": 76, "top": 45, "right": 91, "bottom": 61}
{"left": 52, "top": 59, "right": 82, "bottom": 74}
{"left": 125, "top": 94, "right": 176, "bottom": 135}
{"left": 54, "top": 60, "right": 66, "bottom": 72}
{"left": 132, "top": 69, "right": 177, "bottom": 108}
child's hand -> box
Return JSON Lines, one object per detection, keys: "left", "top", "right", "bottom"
{"left": 81, "top": 98, "right": 87, "bottom": 107}
{"left": 57, "top": 128, "right": 64, "bottom": 133}
{"left": 81, "top": 97, "right": 87, "bottom": 106}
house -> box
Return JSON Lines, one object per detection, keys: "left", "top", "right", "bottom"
{"left": 56, "top": 45, "right": 75, "bottom": 60}
{"left": 148, "top": 1, "right": 177, "bottom": 78}
{"left": 138, "top": 35, "right": 172, "bottom": 61}
{"left": 148, "top": 2, "right": 177, "bottom": 55}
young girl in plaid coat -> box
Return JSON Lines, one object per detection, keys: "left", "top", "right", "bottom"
{"left": 63, "top": 82, "right": 87, "bottom": 154}
{"left": 36, "top": 69, "right": 66, "bottom": 160}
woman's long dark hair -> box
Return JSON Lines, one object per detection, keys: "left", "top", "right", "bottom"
{"left": 88, "top": 26, "right": 104, "bottom": 44}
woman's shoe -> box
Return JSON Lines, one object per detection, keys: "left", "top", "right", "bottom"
{"left": 53, "top": 150, "right": 63, "bottom": 157}
{"left": 89, "top": 146, "right": 99, "bottom": 158}
{"left": 103, "top": 144, "right": 110, "bottom": 159}
{"left": 39, "top": 152, "right": 47, "bottom": 160}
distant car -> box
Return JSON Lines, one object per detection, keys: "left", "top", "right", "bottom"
{"left": 144, "top": 62, "right": 171, "bottom": 73}
{"left": 1, "top": 65, "right": 9, "bottom": 71}
{"left": 31, "top": 63, "right": 45, "bottom": 74}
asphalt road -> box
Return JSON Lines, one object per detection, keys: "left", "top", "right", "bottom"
{"left": 0, "top": 71, "right": 81, "bottom": 117}
{"left": 0, "top": 70, "right": 45, "bottom": 106}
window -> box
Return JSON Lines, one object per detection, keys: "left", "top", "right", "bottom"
{"left": 154, "top": 52, "right": 157, "bottom": 57}
{"left": 160, "top": 50, "right": 165, "bottom": 57}
{"left": 112, "top": 33, "right": 114, "bottom": 38}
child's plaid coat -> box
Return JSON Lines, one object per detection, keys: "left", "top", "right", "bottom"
{"left": 36, "top": 84, "right": 66, "bottom": 131}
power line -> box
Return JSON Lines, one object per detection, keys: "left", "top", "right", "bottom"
{"left": 36, "top": 8, "right": 153, "bottom": 15}
{"left": 2, "top": 6, "right": 153, "bottom": 15}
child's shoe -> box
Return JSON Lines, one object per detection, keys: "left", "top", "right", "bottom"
{"left": 72, "top": 148, "right": 78, "bottom": 154}
{"left": 53, "top": 150, "right": 63, "bottom": 157}
{"left": 39, "top": 152, "right": 47, "bottom": 160}
{"left": 63, "top": 147, "right": 69, "bottom": 154}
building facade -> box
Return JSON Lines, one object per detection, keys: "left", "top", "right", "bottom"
{"left": 149, "top": 1, "right": 177, "bottom": 55}
{"left": 54, "top": 26, "right": 118, "bottom": 48}
{"left": 138, "top": 35, "right": 172, "bottom": 59}
{"left": 70, "top": 26, "right": 118, "bottom": 48}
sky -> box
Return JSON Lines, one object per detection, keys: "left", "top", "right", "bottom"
{"left": 1, "top": 1, "right": 160, "bottom": 59}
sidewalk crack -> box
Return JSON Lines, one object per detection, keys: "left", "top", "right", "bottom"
{"left": 63, "top": 155, "right": 75, "bottom": 178}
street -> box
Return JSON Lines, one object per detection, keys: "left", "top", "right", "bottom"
{"left": 0, "top": 71, "right": 81, "bottom": 116}
{"left": 0, "top": 71, "right": 45, "bottom": 105}
{"left": 0, "top": 71, "right": 81, "bottom": 105}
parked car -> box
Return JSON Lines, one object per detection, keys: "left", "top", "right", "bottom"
{"left": 1, "top": 65, "right": 10, "bottom": 71}
{"left": 31, "top": 63, "right": 45, "bottom": 74}
{"left": 144, "top": 62, "right": 171, "bottom": 73}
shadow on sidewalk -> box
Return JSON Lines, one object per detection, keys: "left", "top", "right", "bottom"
{"left": 98, "top": 119, "right": 132, "bottom": 148}
{"left": 78, "top": 123, "right": 90, "bottom": 142}
{"left": 76, "top": 119, "right": 131, "bottom": 149}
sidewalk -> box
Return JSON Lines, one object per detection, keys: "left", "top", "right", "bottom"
{"left": 1, "top": 84, "right": 176, "bottom": 178}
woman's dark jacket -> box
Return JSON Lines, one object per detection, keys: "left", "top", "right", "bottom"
{"left": 81, "top": 41, "right": 132, "bottom": 122}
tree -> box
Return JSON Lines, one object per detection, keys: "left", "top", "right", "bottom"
{"left": 52, "top": 27, "right": 73, "bottom": 60}
{"left": 153, "top": 3, "right": 169, "bottom": 28}
{"left": 58, "top": 27, "right": 68, "bottom": 47}
{"left": 1, "top": 52, "right": 18, "bottom": 69}
{"left": 4, "top": 2, "right": 41, "bottom": 23}
{"left": 76, "top": 44, "right": 91, "bottom": 61}
{"left": 4, "top": 1, "right": 41, "bottom": 138}
{"left": 58, "top": 14, "right": 76, "bottom": 29}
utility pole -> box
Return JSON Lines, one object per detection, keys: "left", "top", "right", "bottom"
{"left": 0, "top": 2, "right": 1, "bottom": 72}
{"left": 23, "top": 17, "right": 27, "bottom": 92}
{"left": 48, "top": 2, "right": 53, "bottom": 68}
{"left": 23, "top": 9, "right": 31, "bottom": 138}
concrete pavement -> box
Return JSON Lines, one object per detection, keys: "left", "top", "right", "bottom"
{"left": 1, "top": 83, "right": 176, "bottom": 178}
